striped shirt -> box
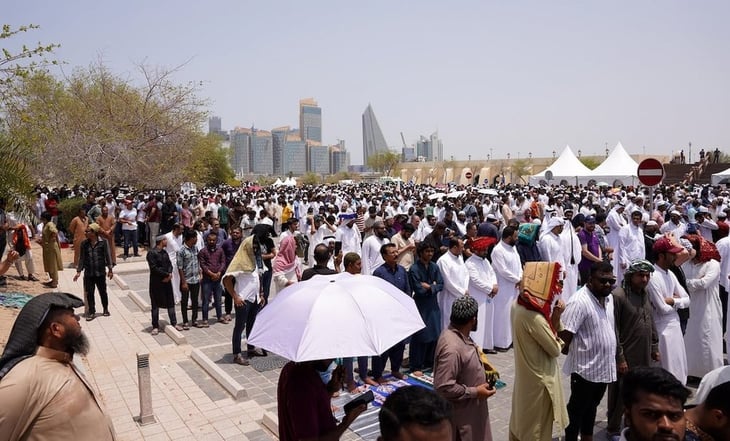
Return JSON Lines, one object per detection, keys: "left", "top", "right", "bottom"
{"left": 561, "top": 285, "right": 617, "bottom": 383}
{"left": 177, "top": 244, "right": 201, "bottom": 284}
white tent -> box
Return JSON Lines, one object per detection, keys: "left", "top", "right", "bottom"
{"left": 272, "top": 178, "right": 284, "bottom": 187}
{"left": 712, "top": 167, "right": 730, "bottom": 185}
{"left": 529, "top": 145, "right": 593, "bottom": 186}
{"left": 283, "top": 177, "right": 297, "bottom": 187}
{"left": 590, "top": 142, "right": 639, "bottom": 187}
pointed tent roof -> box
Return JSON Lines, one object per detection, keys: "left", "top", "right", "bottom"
{"left": 590, "top": 142, "right": 639, "bottom": 179}
{"left": 529, "top": 145, "right": 592, "bottom": 185}
{"left": 711, "top": 166, "right": 730, "bottom": 185}
{"left": 272, "top": 178, "right": 283, "bottom": 187}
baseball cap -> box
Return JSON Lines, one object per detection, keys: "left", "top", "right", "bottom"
{"left": 652, "top": 237, "right": 683, "bottom": 254}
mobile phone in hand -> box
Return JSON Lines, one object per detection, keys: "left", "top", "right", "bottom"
{"left": 344, "top": 390, "right": 374, "bottom": 413}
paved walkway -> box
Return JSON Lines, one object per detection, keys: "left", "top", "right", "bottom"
{"left": 63, "top": 257, "right": 642, "bottom": 441}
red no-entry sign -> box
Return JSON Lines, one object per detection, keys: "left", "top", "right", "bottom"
{"left": 465, "top": 171, "right": 473, "bottom": 179}
{"left": 637, "top": 158, "right": 664, "bottom": 186}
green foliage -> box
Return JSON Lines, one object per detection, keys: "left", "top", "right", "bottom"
{"left": 367, "top": 150, "right": 401, "bottom": 175}
{"left": 57, "top": 197, "right": 85, "bottom": 232}
{"left": 0, "top": 24, "right": 59, "bottom": 96}
{"left": 256, "top": 176, "right": 275, "bottom": 186}
{"left": 184, "top": 133, "right": 235, "bottom": 187}
{"left": 0, "top": 132, "right": 34, "bottom": 202}
{"left": 4, "top": 61, "right": 208, "bottom": 188}
{"left": 579, "top": 157, "right": 602, "bottom": 170}
{"left": 300, "top": 172, "right": 322, "bottom": 185}
{"left": 510, "top": 159, "right": 532, "bottom": 184}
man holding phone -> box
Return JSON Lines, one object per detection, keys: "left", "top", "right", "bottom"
{"left": 278, "top": 359, "right": 366, "bottom": 441}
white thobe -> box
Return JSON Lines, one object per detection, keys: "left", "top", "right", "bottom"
{"left": 560, "top": 224, "right": 582, "bottom": 301}
{"left": 361, "top": 235, "right": 389, "bottom": 275}
{"left": 465, "top": 254, "right": 497, "bottom": 349}
{"left": 165, "top": 232, "right": 183, "bottom": 303}
{"left": 659, "top": 220, "right": 687, "bottom": 239}
{"left": 696, "top": 219, "right": 718, "bottom": 242}
{"left": 490, "top": 241, "right": 523, "bottom": 349}
{"left": 716, "top": 236, "right": 730, "bottom": 291}
{"left": 538, "top": 232, "right": 565, "bottom": 268}
{"left": 647, "top": 265, "right": 690, "bottom": 384}
{"left": 682, "top": 259, "right": 724, "bottom": 377}
{"left": 606, "top": 208, "right": 625, "bottom": 267}
{"left": 436, "top": 251, "right": 469, "bottom": 332}
{"left": 335, "top": 225, "right": 361, "bottom": 256}
{"left": 617, "top": 224, "right": 645, "bottom": 285}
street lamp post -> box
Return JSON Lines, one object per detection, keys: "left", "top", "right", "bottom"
{"left": 578, "top": 150, "right": 582, "bottom": 158}
{"left": 507, "top": 153, "right": 511, "bottom": 160}
{"left": 528, "top": 152, "right": 532, "bottom": 159}
{"left": 552, "top": 150, "right": 556, "bottom": 159}
{"left": 689, "top": 142, "right": 692, "bottom": 163}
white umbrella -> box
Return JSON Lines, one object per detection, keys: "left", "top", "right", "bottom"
{"left": 247, "top": 273, "right": 425, "bottom": 362}
{"left": 428, "top": 192, "right": 446, "bottom": 200}
{"left": 447, "top": 190, "right": 466, "bottom": 198}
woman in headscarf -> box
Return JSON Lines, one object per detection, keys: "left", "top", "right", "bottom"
{"left": 272, "top": 235, "right": 301, "bottom": 297}
{"left": 516, "top": 221, "right": 542, "bottom": 267}
{"left": 509, "top": 261, "right": 568, "bottom": 441}
{"left": 681, "top": 234, "right": 724, "bottom": 379}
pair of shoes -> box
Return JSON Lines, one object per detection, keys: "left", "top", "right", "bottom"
{"left": 174, "top": 324, "right": 184, "bottom": 331}
{"left": 182, "top": 323, "right": 190, "bottom": 330}
{"left": 218, "top": 318, "right": 228, "bottom": 324}
{"left": 86, "top": 314, "right": 95, "bottom": 321}
{"left": 133, "top": 254, "right": 142, "bottom": 257}
{"left": 233, "top": 354, "right": 250, "bottom": 366}
{"left": 194, "top": 321, "right": 204, "bottom": 328}
{"left": 27, "top": 275, "right": 39, "bottom": 282}
{"left": 151, "top": 328, "right": 159, "bottom": 336}
{"left": 494, "top": 346, "right": 510, "bottom": 353}
{"left": 102, "top": 310, "right": 110, "bottom": 317}
{"left": 202, "top": 321, "right": 210, "bottom": 328}
{"left": 223, "top": 314, "right": 232, "bottom": 323}
{"left": 123, "top": 254, "right": 129, "bottom": 259}
{"left": 482, "top": 348, "right": 498, "bottom": 355}
{"left": 18, "top": 275, "right": 26, "bottom": 280}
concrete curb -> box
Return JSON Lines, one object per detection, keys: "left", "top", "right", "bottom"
{"left": 128, "top": 290, "right": 151, "bottom": 312}
{"left": 113, "top": 274, "right": 129, "bottom": 290}
{"left": 262, "top": 411, "right": 279, "bottom": 436}
{"left": 164, "top": 324, "right": 187, "bottom": 345}
{"left": 190, "top": 348, "right": 247, "bottom": 401}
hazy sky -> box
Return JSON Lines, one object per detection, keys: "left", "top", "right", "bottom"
{"left": 6, "top": 1, "right": 730, "bottom": 164}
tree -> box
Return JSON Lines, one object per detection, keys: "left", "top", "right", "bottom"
{"left": 4, "top": 60, "right": 208, "bottom": 188}
{"left": 510, "top": 159, "right": 532, "bottom": 184}
{"left": 367, "top": 150, "right": 400, "bottom": 176}
{"left": 579, "top": 157, "right": 601, "bottom": 170}
{"left": 300, "top": 172, "right": 321, "bottom": 185}
{"left": 184, "top": 133, "right": 234, "bottom": 187}
{"left": 1, "top": 24, "right": 59, "bottom": 100}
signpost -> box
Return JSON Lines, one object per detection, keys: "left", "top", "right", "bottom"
{"left": 637, "top": 158, "right": 664, "bottom": 186}
{"left": 545, "top": 170, "right": 553, "bottom": 185}
{"left": 465, "top": 171, "right": 473, "bottom": 180}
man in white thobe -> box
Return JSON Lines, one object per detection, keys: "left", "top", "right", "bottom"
{"left": 465, "top": 237, "right": 498, "bottom": 352}
{"left": 335, "top": 214, "right": 361, "bottom": 256}
{"left": 659, "top": 210, "right": 687, "bottom": 238}
{"left": 361, "top": 220, "right": 390, "bottom": 275}
{"left": 490, "top": 225, "right": 523, "bottom": 351}
{"left": 617, "top": 210, "right": 645, "bottom": 286}
{"left": 647, "top": 237, "right": 690, "bottom": 385}
{"left": 436, "top": 238, "right": 469, "bottom": 332}
{"left": 560, "top": 211, "right": 583, "bottom": 301}
{"left": 606, "top": 204, "right": 626, "bottom": 272}
{"left": 164, "top": 224, "right": 184, "bottom": 304}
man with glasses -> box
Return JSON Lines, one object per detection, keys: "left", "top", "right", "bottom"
{"left": 559, "top": 261, "right": 618, "bottom": 441}
{"left": 73, "top": 223, "right": 114, "bottom": 320}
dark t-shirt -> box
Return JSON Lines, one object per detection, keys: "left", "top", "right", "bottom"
{"left": 301, "top": 265, "right": 337, "bottom": 281}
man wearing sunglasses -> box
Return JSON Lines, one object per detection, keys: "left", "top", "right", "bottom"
{"left": 559, "top": 261, "right": 618, "bottom": 441}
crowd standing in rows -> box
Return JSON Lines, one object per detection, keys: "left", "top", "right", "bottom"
{"left": 1, "top": 181, "right": 730, "bottom": 441}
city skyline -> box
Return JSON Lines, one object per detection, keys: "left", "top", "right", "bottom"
{"left": 6, "top": 1, "right": 730, "bottom": 165}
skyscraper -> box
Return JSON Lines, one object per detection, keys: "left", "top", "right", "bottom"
{"left": 309, "top": 144, "right": 330, "bottom": 175}
{"left": 251, "top": 129, "right": 273, "bottom": 175}
{"left": 230, "top": 127, "right": 252, "bottom": 176}
{"left": 283, "top": 134, "right": 307, "bottom": 176}
{"left": 330, "top": 140, "right": 350, "bottom": 174}
{"left": 416, "top": 131, "right": 444, "bottom": 162}
{"left": 362, "top": 104, "right": 389, "bottom": 164}
{"left": 271, "top": 126, "right": 289, "bottom": 176}
{"left": 208, "top": 116, "right": 221, "bottom": 134}
{"left": 299, "top": 98, "right": 322, "bottom": 143}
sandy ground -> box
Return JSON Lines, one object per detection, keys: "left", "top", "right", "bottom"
{"left": 0, "top": 242, "right": 134, "bottom": 349}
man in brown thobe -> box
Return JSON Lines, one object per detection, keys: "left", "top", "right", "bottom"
{"left": 434, "top": 295, "right": 497, "bottom": 441}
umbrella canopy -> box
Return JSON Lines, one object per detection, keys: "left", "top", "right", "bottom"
{"left": 477, "top": 188, "right": 498, "bottom": 196}
{"left": 428, "top": 192, "right": 446, "bottom": 200}
{"left": 247, "top": 273, "right": 425, "bottom": 361}
{"left": 447, "top": 190, "right": 466, "bottom": 198}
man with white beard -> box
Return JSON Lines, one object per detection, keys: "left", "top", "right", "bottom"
{"left": 436, "top": 238, "right": 469, "bottom": 332}
{"left": 490, "top": 226, "right": 523, "bottom": 351}
{"left": 560, "top": 209, "right": 582, "bottom": 301}
{"left": 617, "top": 210, "right": 645, "bottom": 286}
{"left": 465, "top": 236, "right": 499, "bottom": 353}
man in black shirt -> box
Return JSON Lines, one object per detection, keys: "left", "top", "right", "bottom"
{"left": 74, "top": 223, "right": 114, "bottom": 320}
{"left": 301, "top": 244, "right": 339, "bottom": 281}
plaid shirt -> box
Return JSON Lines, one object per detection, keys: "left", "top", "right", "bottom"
{"left": 77, "top": 238, "right": 112, "bottom": 277}
{"left": 177, "top": 244, "right": 201, "bottom": 284}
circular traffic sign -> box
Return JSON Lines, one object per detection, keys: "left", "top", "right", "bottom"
{"left": 465, "top": 171, "right": 473, "bottom": 179}
{"left": 637, "top": 158, "right": 664, "bottom": 186}
{"left": 545, "top": 170, "right": 554, "bottom": 181}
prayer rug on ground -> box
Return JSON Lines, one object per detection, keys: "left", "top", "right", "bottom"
{"left": 0, "top": 292, "right": 34, "bottom": 309}
{"left": 248, "top": 352, "right": 288, "bottom": 372}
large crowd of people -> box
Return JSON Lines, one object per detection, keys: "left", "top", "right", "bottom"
{"left": 2, "top": 179, "right": 730, "bottom": 440}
